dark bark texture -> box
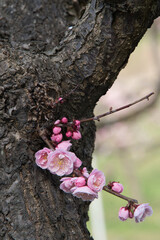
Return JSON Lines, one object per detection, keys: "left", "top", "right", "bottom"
{"left": 0, "top": 0, "right": 160, "bottom": 239}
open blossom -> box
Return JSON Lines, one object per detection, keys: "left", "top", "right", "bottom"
{"left": 119, "top": 207, "right": 129, "bottom": 221}
{"left": 35, "top": 148, "right": 52, "bottom": 169}
{"left": 47, "top": 149, "right": 82, "bottom": 176}
{"left": 134, "top": 203, "right": 153, "bottom": 223}
{"left": 72, "top": 186, "right": 98, "bottom": 201}
{"left": 87, "top": 169, "right": 105, "bottom": 192}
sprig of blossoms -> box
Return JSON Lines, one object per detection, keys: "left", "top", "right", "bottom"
{"left": 36, "top": 114, "right": 153, "bottom": 223}
{"left": 60, "top": 168, "right": 105, "bottom": 201}
{"left": 119, "top": 203, "right": 153, "bottom": 223}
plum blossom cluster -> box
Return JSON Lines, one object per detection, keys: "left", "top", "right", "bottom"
{"left": 35, "top": 116, "right": 153, "bottom": 223}
{"left": 105, "top": 182, "right": 153, "bottom": 222}
{"left": 60, "top": 168, "right": 105, "bottom": 201}
{"left": 51, "top": 118, "right": 81, "bottom": 144}
{"left": 35, "top": 140, "right": 81, "bottom": 176}
{"left": 119, "top": 203, "right": 153, "bottom": 223}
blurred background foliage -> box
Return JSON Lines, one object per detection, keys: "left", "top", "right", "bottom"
{"left": 88, "top": 17, "right": 160, "bottom": 240}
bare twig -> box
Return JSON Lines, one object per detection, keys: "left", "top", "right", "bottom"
{"left": 52, "top": 85, "right": 79, "bottom": 107}
{"left": 103, "top": 186, "right": 138, "bottom": 204}
{"left": 80, "top": 92, "right": 154, "bottom": 123}
{"left": 38, "top": 128, "right": 54, "bottom": 150}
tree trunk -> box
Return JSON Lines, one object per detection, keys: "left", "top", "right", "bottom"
{"left": 0, "top": 0, "right": 159, "bottom": 239}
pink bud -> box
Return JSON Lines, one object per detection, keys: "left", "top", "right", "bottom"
{"left": 72, "top": 131, "right": 81, "bottom": 140}
{"left": 54, "top": 119, "right": 60, "bottom": 125}
{"left": 66, "top": 131, "right": 72, "bottom": 138}
{"left": 53, "top": 126, "right": 61, "bottom": 135}
{"left": 119, "top": 207, "right": 129, "bottom": 221}
{"left": 51, "top": 133, "right": 63, "bottom": 143}
{"left": 112, "top": 182, "right": 124, "bottom": 193}
{"left": 58, "top": 97, "right": 63, "bottom": 102}
{"left": 61, "top": 117, "right": 68, "bottom": 124}
{"left": 74, "top": 120, "right": 80, "bottom": 126}
{"left": 75, "top": 177, "right": 86, "bottom": 187}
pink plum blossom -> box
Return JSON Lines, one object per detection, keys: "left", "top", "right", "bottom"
{"left": 72, "top": 186, "right": 98, "bottom": 201}
{"left": 112, "top": 182, "right": 124, "bottom": 193}
{"left": 134, "top": 203, "right": 153, "bottom": 223}
{"left": 56, "top": 140, "right": 72, "bottom": 151}
{"left": 119, "top": 207, "right": 129, "bottom": 221}
{"left": 51, "top": 133, "right": 63, "bottom": 143}
{"left": 66, "top": 131, "right": 72, "bottom": 138}
{"left": 60, "top": 177, "right": 78, "bottom": 193}
{"left": 53, "top": 126, "right": 61, "bottom": 134}
{"left": 87, "top": 169, "right": 105, "bottom": 193}
{"left": 75, "top": 177, "right": 86, "bottom": 187}
{"left": 72, "top": 131, "right": 81, "bottom": 140}
{"left": 61, "top": 117, "right": 68, "bottom": 124}
{"left": 35, "top": 148, "right": 52, "bottom": 169}
{"left": 47, "top": 149, "right": 81, "bottom": 176}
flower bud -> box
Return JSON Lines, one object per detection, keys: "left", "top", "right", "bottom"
{"left": 112, "top": 182, "right": 124, "bottom": 193}
{"left": 72, "top": 131, "right": 81, "bottom": 140}
{"left": 53, "top": 126, "right": 61, "bottom": 135}
{"left": 54, "top": 119, "right": 60, "bottom": 125}
{"left": 58, "top": 97, "right": 63, "bottom": 103}
{"left": 74, "top": 120, "right": 80, "bottom": 126}
{"left": 51, "top": 133, "right": 63, "bottom": 143}
{"left": 61, "top": 117, "right": 68, "bottom": 124}
{"left": 66, "top": 131, "right": 72, "bottom": 138}
{"left": 119, "top": 207, "right": 129, "bottom": 221}
{"left": 75, "top": 177, "right": 86, "bottom": 187}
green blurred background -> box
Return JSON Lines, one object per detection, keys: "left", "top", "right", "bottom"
{"left": 88, "top": 17, "right": 160, "bottom": 240}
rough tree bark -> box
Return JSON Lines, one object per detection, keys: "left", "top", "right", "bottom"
{"left": 0, "top": 0, "right": 160, "bottom": 239}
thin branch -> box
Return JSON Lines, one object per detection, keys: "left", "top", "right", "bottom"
{"left": 80, "top": 92, "right": 154, "bottom": 123}
{"left": 103, "top": 186, "right": 138, "bottom": 204}
{"left": 38, "top": 128, "right": 55, "bottom": 150}
{"left": 52, "top": 84, "right": 80, "bottom": 107}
